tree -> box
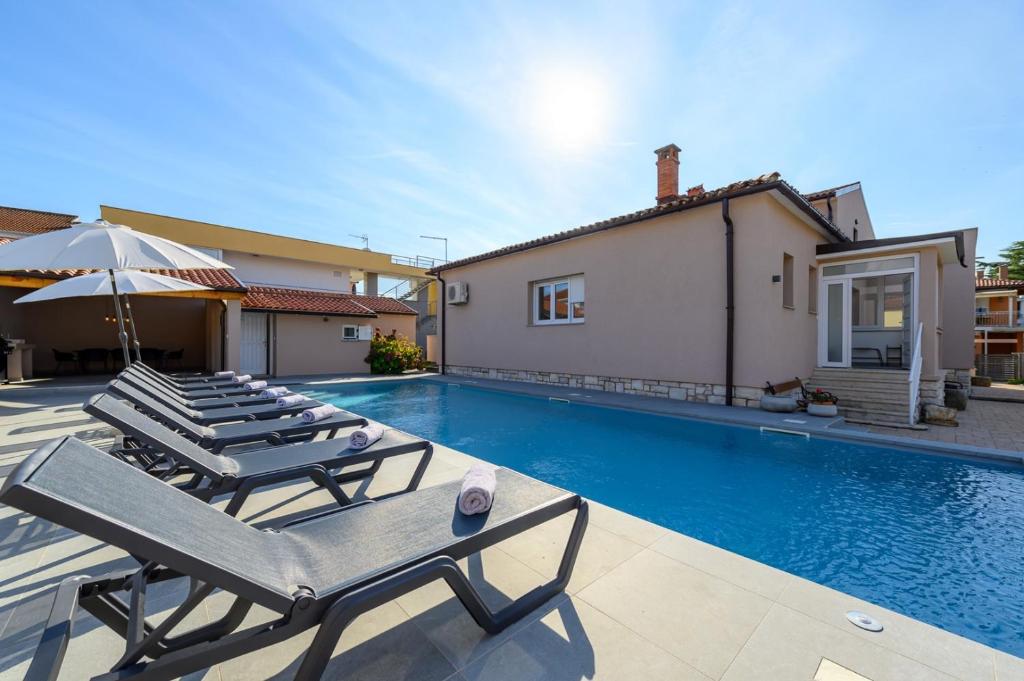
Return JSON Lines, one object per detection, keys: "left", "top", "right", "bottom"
{"left": 977, "top": 241, "right": 1024, "bottom": 279}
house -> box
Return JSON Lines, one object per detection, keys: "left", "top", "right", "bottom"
{"left": 0, "top": 205, "right": 438, "bottom": 377}
{"left": 429, "top": 144, "right": 977, "bottom": 425}
{"left": 974, "top": 265, "right": 1024, "bottom": 378}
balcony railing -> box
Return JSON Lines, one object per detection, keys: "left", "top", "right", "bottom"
{"left": 976, "top": 311, "right": 1018, "bottom": 327}
{"left": 390, "top": 254, "right": 447, "bottom": 269}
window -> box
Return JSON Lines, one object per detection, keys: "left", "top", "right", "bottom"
{"left": 782, "top": 253, "right": 794, "bottom": 309}
{"left": 822, "top": 256, "right": 914, "bottom": 277}
{"left": 852, "top": 273, "right": 911, "bottom": 329}
{"left": 533, "top": 275, "right": 584, "bottom": 325}
{"left": 808, "top": 266, "right": 818, "bottom": 314}
{"left": 342, "top": 325, "right": 359, "bottom": 340}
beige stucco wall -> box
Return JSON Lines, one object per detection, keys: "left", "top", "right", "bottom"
{"left": 442, "top": 192, "right": 826, "bottom": 389}
{"left": 809, "top": 188, "right": 874, "bottom": 242}
{"left": 271, "top": 312, "right": 416, "bottom": 376}
{"left": 0, "top": 288, "right": 207, "bottom": 374}
{"left": 940, "top": 227, "right": 977, "bottom": 371}
{"left": 834, "top": 189, "right": 874, "bottom": 241}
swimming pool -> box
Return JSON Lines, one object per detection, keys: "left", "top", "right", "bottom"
{"left": 305, "top": 378, "right": 1024, "bottom": 656}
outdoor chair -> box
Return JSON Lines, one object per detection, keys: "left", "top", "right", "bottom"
{"left": 85, "top": 393, "right": 433, "bottom": 511}
{"left": 107, "top": 377, "right": 323, "bottom": 425}
{"left": 51, "top": 349, "right": 77, "bottom": 375}
{"left": 77, "top": 347, "right": 110, "bottom": 373}
{"left": 93, "top": 387, "right": 366, "bottom": 453}
{"left": 163, "top": 348, "right": 184, "bottom": 370}
{"left": 3, "top": 436, "right": 587, "bottom": 681}
{"left": 139, "top": 347, "right": 166, "bottom": 365}
{"left": 118, "top": 370, "right": 284, "bottom": 409}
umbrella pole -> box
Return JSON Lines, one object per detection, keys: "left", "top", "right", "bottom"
{"left": 108, "top": 269, "right": 132, "bottom": 367}
{"left": 122, "top": 294, "right": 142, "bottom": 362}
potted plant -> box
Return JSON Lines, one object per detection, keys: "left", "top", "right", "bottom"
{"left": 805, "top": 388, "right": 839, "bottom": 417}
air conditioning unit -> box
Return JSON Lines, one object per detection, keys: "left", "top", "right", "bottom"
{"left": 446, "top": 281, "right": 469, "bottom": 305}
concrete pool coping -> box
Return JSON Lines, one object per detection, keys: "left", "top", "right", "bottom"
{"left": 1, "top": 389, "right": 1021, "bottom": 680}
{"left": 409, "top": 374, "right": 1024, "bottom": 467}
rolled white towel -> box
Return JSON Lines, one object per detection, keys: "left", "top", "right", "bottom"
{"left": 458, "top": 464, "right": 497, "bottom": 516}
{"left": 244, "top": 380, "right": 268, "bottom": 391}
{"left": 214, "top": 370, "right": 235, "bottom": 378}
{"left": 277, "top": 394, "right": 306, "bottom": 408}
{"left": 301, "top": 404, "right": 339, "bottom": 423}
{"left": 231, "top": 374, "right": 252, "bottom": 384}
{"left": 261, "top": 386, "right": 290, "bottom": 398}
{"left": 348, "top": 423, "right": 385, "bottom": 450}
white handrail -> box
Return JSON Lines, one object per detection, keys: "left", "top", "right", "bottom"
{"left": 908, "top": 322, "right": 924, "bottom": 425}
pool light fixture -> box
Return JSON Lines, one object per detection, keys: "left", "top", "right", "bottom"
{"left": 845, "top": 610, "right": 883, "bottom": 632}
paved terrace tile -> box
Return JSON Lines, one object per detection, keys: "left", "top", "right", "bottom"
{"left": 0, "top": 385, "right": 1018, "bottom": 680}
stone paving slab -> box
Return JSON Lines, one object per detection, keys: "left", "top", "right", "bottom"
{"left": 0, "top": 387, "right": 1017, "bottom": 680}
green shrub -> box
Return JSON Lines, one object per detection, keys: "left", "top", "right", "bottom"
{"left": 364, "top": 330, "right": 424, "bottom": 374}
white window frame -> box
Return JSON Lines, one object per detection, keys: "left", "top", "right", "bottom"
{"left": 532, "top": 276, "right": 584, "bottom": 325}
{"left": 817, "top": 253, "right": 919, "bottom": 368}
{"left": 341, "top": 324, "right": 359, "bottom": 341}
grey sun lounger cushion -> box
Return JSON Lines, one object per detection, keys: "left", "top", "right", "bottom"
{"left": 88, "top": 388, "right": 366, "bottom": 452}
{"left": 120, "top": 370, "right": 280, "bottom": 409}
{"left": 83, "top": 393, "right": 433, "bottom": 510}
{"left": 3, "top": 437, "right": 586, "bottom": 680}
{"left": 108, "top": 377, "right": 322, "bottom": 425}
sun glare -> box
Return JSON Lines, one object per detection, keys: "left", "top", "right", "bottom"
{"left": 525, "top": 66, "right": 610, "bottom": 154}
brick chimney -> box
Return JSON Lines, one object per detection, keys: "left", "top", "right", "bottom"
{"left": 686, "top": 184, "right": 704, "bottom": 197}
{"left": 976, "top": 269, "right": 985, "bottom": 282}
{"left": 999, "top": 264, "right": 1010, "bottom": 280}
{"left": 654, "top": 144, "right": 681, "bottom": 205}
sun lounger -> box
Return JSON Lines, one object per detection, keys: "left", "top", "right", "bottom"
{"left": 134, "top": 361, "right": 245, "bottom": 388}
{"left": 107, "top": 377, "right": 322, "bottom": 425}
{"left": 3, "top": 437, "right": 587, "bottom": 681}
{"left": 84, "top": 393, "right": 433, "bottom": 512}
{"left": 119, "top": 370, "right": 282, "bottom": 409}
{"left": 129, "top": 367, "right": 265, "bottom": 398}
{"left": 89, "top": 388, "right": 366, "bottom": 453}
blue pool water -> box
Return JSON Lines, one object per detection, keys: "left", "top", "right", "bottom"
{"left": 305, "top": 379, "right": 1024, "bottom": 655}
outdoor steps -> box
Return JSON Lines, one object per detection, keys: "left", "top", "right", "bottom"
{"left": 806, "top": 368, "right": 927, "bottom": 427}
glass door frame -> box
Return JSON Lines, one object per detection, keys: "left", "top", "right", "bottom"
{"left": 817, "top": 254, "right": 919, "bottom": 368}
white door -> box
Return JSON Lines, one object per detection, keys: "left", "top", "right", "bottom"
{"left": 240, "top": 312, "right": 268, "bottom": 376}
{"left": 819, "top": 280, "right": 850, "bottom": 367}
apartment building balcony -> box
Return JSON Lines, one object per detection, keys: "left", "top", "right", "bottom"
{"left": 975, "top": 311, "right": 1020, "bottom": 328}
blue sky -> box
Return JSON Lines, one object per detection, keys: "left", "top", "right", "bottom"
{"left": 1, "top": 1, "right": 1021, "bottom": 263}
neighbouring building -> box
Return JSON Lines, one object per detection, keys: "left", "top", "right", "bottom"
{"left": 430, "top": 144, "right": 978, "bottom": 426}
{"left": 0, "top": 205, "right": 439, "bottom": 377}
{"left": 974, "top": 265, "right": 1024, "bottom": 381}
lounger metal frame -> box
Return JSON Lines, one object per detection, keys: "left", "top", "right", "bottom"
{"left": 11, "top": 440, "right": 588, "bottom": 681}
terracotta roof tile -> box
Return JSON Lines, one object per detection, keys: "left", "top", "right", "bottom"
{"left": 241, "top": 286, "right": 417, "bottom": 317}
{"left": 431, "top": 173, "right": 840, "bottom": 273}
{"left": 0, "top": 206, "right": 77, "bottom": 235}
{"left": 0, "top": 262, "right": 245, "bottom": 292}
{"left": 977, "top": 278, "right": 1024, "bottom": 291}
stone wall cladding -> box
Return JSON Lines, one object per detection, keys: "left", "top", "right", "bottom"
{"left": 444, "top": 365, "right": 764, "bottom": 408}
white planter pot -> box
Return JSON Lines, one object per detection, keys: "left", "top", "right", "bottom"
{"left": 807, "top": 402, "right": 838, "bottom": 417}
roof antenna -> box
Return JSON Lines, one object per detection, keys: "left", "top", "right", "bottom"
{"left": 349, "top": 233, "right": 370, "bottom": 250}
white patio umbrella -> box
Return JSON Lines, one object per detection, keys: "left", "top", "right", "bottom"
{"left": 0, "top": 219, "right": 231, "bottom": 365}
{"left": 13, "top": 271, "right": 212, "bottom": 362}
